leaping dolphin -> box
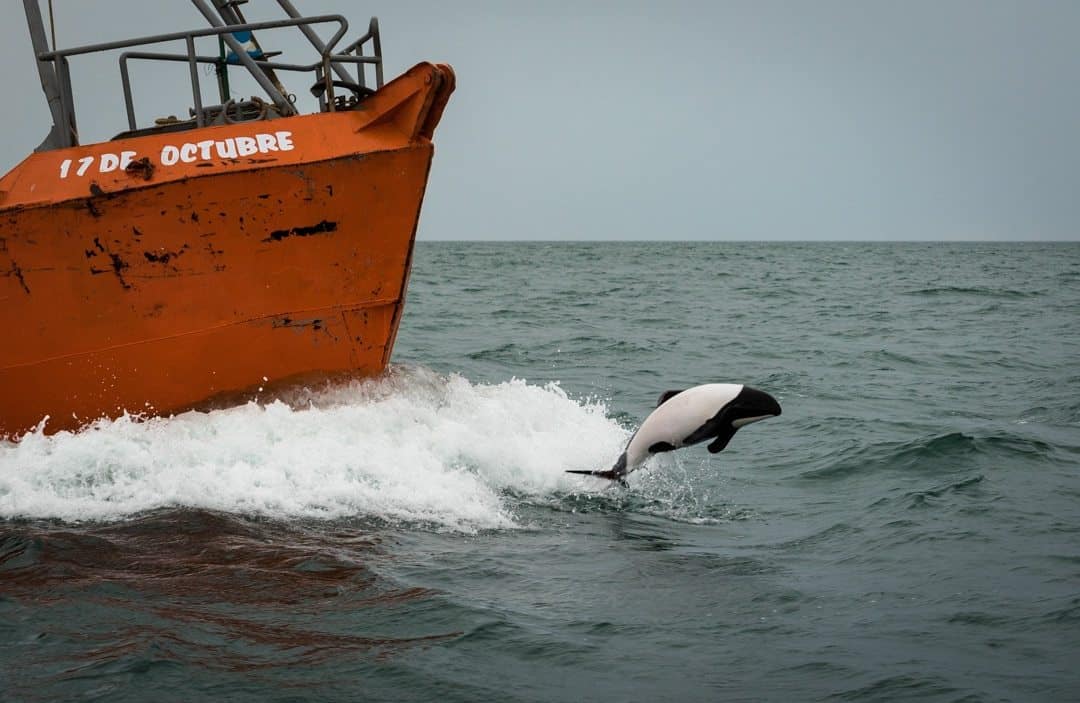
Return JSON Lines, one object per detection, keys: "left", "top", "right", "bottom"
{"left": 568, "top": 384, "right": 781, "bottom": 484}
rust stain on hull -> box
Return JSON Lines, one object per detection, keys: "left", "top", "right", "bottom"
{"left": 0, "top": 63, "right": 455, "bottom": 437}
{"left": 263, "top": 220, "right": 338, "bottom": 243}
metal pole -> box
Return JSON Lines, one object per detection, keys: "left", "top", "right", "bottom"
{"left": 323, "top": 56, "right": 334, "bottom": 111}
{"left": 120, "top": 55, "right": 137, "bottom": 130}
{"left": 313, "top": 64, "right": 326, "bottom": 113}
{"left": 189, "top": 0, "right": 295, "bottom": 116}
{"left": 56, "top": 56, "right": 78, "bottom": 145}
{"left": 355, "top": 42, "right": 364, "bottom": 89}
{"left": 210, "top": 0, "right": 291, "bottom": 99}
{"left": 22, "top": 0, "right": 68, "bottom": 149}
{"left": 216, "top": 36, "right": 229, "bottom": 103}
{"left": 371, "top": 18, "right": 383, "bottom": 88}
{"left": 275, "top": 0, "right": 353, "bottom": 85}
{"left": 47, "top": 0, "right": 56, "bottom": 50}
{"left": 186, "top": 36, "right": 204, "bottom": 127}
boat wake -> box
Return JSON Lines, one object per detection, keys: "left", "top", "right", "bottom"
{"left": 0, "top": 367, "right": 632, "bottom": 531}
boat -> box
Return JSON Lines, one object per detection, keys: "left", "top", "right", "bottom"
{"left": 0, "top": 1, "right": 454, "bottom": 437}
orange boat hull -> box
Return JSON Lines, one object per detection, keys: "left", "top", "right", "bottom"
{"left": 0, "top": 62, "right": 454, "bottom": 437}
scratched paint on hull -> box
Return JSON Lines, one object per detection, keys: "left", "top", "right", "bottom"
{"left": 0, "top": 63, "right": 455, "bottom": 437}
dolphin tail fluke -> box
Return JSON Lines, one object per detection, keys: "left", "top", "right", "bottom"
{"left": 566, "top": 452, "right": 629, "bottom": 486}
{"left": 565, "top": 469, "right": 628, "bottom": 486}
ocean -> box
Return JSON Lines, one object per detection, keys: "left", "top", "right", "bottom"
{"left": 1, "top": 241, "right": 1078, "bottom": 702}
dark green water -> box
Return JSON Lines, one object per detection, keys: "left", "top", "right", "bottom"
{"left": 2, "top": 242, "right": 1079, "bottom": 701}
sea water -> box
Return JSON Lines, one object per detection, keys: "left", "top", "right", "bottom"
{"left": 1, "top": 242, "right": 1078, "bottom": 701}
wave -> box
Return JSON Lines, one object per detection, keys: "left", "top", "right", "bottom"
{"left": 894, "top": 474, "right": 991, "bottom": 512}
{"left": 0, "top": 367, "right": 629, "bottom": 532}
{"left": 903, "top": 286, "right": 1041, "bottom": 299}
{"left": 467, "top": 337, "right": 660, "bottom": 362}
{"left": 830, "top": 674, "right": 964, "bottom": 701}
{"left": 798, "top": 430, "right": 1058, "bottom": 480}
{"left": 544, "top": 456, "right": 755, "bottom": 527}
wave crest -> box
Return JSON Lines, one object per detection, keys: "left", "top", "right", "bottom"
{"left": 0, "top": 367, "right": 627, "bottom": 531}
{"left": 799, "top": 430, "right": 1057, "bottom": 480}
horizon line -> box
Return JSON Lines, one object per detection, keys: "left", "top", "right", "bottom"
{"left": 413, "top": 238, "right": 1080, "bottom": 244}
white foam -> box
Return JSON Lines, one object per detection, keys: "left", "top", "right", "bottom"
{"left": 0, "top": 367, "right": 628, "bottom": 532}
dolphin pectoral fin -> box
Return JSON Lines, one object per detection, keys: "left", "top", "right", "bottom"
{"left": 707, "top": 427, "right": 737, "bottom": 453}
{"left": 706, "top": 437, "right": 728, "bottom": 453}
{"left": 648, "top": 441, "right": 676, "bottom": 454}
{"left": 656, "top": 390, "right": 685, "bottom": 407}
{"left": 681, "top": 424, "right": 717, "bottom": 447}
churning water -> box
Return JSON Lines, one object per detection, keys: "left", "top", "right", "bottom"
{"left": 2, "top": 242, "right": 1078, "bottom": 701}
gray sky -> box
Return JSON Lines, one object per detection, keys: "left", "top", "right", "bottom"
{"left": 2, "top": 1, "right": 1078, "bottom": 241}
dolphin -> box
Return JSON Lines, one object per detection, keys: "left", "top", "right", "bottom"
{"left": 567, "top": 384, "right": 781, "bottom": 484}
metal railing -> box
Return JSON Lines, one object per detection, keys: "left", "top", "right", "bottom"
{"left": 26, "top": 4, "right": 383, "bottom": 148}
{"left": 345, "top": 18, "right": 384, "bottom": 90}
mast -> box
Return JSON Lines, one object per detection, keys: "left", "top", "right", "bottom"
{"left": 276, "top": 0, "right": 355, "bottom": 86}
{"left": 23, "top": 0, "right": 72, "bottom": 150}
{"left": 189, "top": 0, "right": 296, "bottom": 116}
{"left": 208, "top": 0, "right": 291, "bottom": 97}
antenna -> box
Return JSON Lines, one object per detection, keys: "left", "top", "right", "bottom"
{"left": 47, "top": 0, "right": 56, "bottom": 50}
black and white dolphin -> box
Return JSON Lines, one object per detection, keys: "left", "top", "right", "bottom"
{"left": 568, "top": 384, "right": 781, "bottom": 484}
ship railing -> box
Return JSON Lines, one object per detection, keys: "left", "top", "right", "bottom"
{"left": 341, "top": 18, "right": 384, "bottom": 91}
{"left": 33, "top": 14, "right": 384, "bottom": 147}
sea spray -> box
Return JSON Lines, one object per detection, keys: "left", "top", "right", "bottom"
{"left": 0, "top": 367, "right": 627, "bottom": 530}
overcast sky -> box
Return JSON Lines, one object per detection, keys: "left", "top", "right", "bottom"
{"left": 2, "top": 1, "right": 1078, "bottom": 241}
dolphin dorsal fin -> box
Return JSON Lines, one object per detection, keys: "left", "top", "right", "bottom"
{"left": 656, "top": 389, "right": 685, "bottom": 407}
